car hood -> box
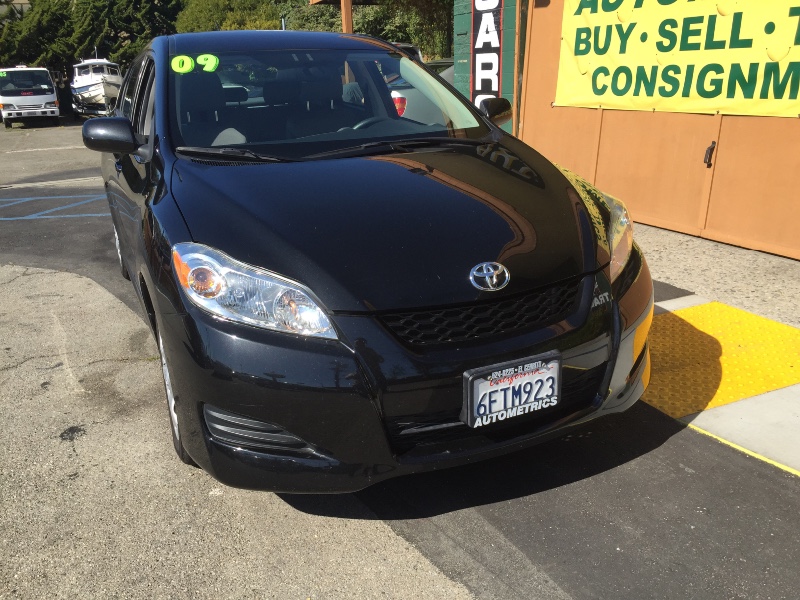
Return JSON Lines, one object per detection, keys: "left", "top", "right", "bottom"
{"left": 170, "top": 138, "right": 599, "bottom": 313}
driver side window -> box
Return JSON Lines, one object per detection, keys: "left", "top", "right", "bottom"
{"left": 118, "top": 58, "right": 144, "bottom": 121}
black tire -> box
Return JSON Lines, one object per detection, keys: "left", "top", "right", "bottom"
{"left": 113, "top": 225, "right": 131, "bottom": 280}
{"left": 4, "top": 120, "right": 10, "bottom": 129}
{"left": 51, "top": 116, "right": 60, "bottom": 127}
{"left": 158, "top": 329, "right": 197, "bottom": 467}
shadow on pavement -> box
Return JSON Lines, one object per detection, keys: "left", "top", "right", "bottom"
{"left": 642, "top": 311, "right": 724, "bottom": 420}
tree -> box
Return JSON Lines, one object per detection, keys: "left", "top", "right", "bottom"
{"left": 11, "top": 0, "right": 74, "bottom": 71}
{"left": 176, "top": 0, "right": 280, "bottom": 33}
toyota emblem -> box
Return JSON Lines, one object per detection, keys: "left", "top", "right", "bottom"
{"left": 470, "top": 262, "right": 510, "bottom": 291}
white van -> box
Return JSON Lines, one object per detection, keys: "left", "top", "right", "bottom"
{"left": 0, "top": 66, "right": 60, "bottom": 129}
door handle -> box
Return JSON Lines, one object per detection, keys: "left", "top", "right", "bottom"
{"left": 703, "top": 141, "right": 717, "bottom": 168}
{"left": 114, "top": 160, "right": 123, "bottom": 174}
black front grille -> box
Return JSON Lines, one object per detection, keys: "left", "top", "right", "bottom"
{"left": 380, "top": 279, "right": 583, "bottom": 347}
{"left": 385, "top": 363, "right": 607, "bottom": 455}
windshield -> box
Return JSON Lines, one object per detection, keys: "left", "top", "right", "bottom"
{"left": 168, "top": 48, "right": 489, "bottom": 159}
{"left": 0, "top": 70, "right": 54, "bottom": 96}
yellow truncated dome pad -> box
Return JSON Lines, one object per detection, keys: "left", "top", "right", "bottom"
{"left": 643, "top": 302, "right": 800, "bottom": 418}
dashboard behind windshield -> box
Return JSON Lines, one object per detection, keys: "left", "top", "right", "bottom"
{"left": 168, "top": 48, "right": 488, "bottom": 159}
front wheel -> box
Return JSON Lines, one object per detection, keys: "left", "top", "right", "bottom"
{"left": 3, "top": 120, "right": 10, "bottom": 129}
{"left": 158, "top": 330, "right": 197, "bottom": 466}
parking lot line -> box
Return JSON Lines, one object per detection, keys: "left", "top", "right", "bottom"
{"left": 3, "top": 145, "right": 86, "bottom": 154}
{"left": 687, "top": 423, "right": 800, "bottom": 478}
{"left": 0, "top": 193, "right": 109, "bottom": 220}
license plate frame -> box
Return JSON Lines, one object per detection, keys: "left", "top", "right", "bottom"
{"left": 461, "top": 351, "right": 562, "bottom": 429}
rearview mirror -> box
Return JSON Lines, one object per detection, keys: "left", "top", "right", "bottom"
{"left": 82, "top": 117, "right": 139, "bottom": 154}
{"left": 479, "top": 97, "right": 512, "bottom": 128}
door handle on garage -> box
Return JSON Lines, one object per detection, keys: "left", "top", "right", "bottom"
{"left": 704, "top": 141, "right": 717, "bottom": 168}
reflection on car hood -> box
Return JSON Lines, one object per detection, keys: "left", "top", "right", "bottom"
{"left": 170, "top": 137, "right": 599, "bottom": 312}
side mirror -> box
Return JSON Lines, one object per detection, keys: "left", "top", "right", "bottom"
{"left": 479, "top": 97, "right": 512, "bottom": 127}
{"left": 82, "top": 117, "right": 139, "bottom": 154}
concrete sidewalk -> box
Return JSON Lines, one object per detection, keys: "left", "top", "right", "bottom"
{"left": 634, "top": 223, "right": 800, "bottom": 476}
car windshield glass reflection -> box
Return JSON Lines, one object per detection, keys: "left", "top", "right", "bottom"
{"left": 168, "top": 49, "right": 489, "bottom": 159}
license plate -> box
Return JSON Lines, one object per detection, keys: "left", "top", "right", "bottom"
{"left": 462, "top": 352, "right": 561, "bottom": 429}
{"left": 24, "top": 111, "right": 37, "bottom": 116}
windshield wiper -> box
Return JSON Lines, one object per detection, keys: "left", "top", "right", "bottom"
{"left": 176, "top": 146, "right": 293, "bottom": 163}
{"left": 302, "top": 137, "right": 494, "bottom": 160}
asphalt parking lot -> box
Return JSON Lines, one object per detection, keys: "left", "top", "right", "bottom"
{"left": 1, "top": 122, "right": 798, "bottom": 599}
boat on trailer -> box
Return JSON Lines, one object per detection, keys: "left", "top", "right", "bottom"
{"left": 71, "top": 58, "right": 123, "bottom": 116}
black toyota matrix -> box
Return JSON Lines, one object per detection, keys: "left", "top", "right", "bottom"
{"left": 82, "top": 30, "right": 654, "bottom": 493}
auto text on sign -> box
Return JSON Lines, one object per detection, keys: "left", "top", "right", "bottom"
{"left": 472, "top": 0, "right": 504, "bottom": 108}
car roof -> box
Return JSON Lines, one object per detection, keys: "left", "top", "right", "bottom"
{"left": 1, "top": 67, "right": 49, "bottom": 72}
{"left": 169, "top": 30, "right": 397, "bottom": 55}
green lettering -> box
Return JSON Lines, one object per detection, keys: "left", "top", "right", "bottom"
{"left": 704, "top": 15, "right": 726, "bottom": 50}
{"left": 634, "top": 66, "right": 658, "bottom": 96}
{"left": 730, "top": 12, "right": 753, "bottom": 49}
{"left": 592, "top": 67, "right": 610, "bottom": 95}
{"left": 791, "top": 7, "right": 800, "bottom": 45}
{"left": 611, "top": 67, "right": 633, "bottom": 96}
{"left": 658, "top": 0, "right": 678, "bottom": 4}
{"left": 575, "top": 27, "right": 592, "bottom": 56}
{"left": 727, "top": 63, "right": 759, "bottom": 99}
{"left": 761, "top": 62, "right": 800, "bottom": 100}
{"left": 634, "top": 0, "right": 645, "bottom": 7}
{"left": 601, "top": 0, "right": 624, "bottom": 11}
{"left": 697, "top": 63, "right": 724, "bottom": 98}
{"left": 594, "top": 25, "right": 613, "bottom": 55}
{"left": 682, "top": 64, "right": 695, "bottom": 97}
{"left": 680, "top": 16, "right": 704, "bottom": 52}
{"left": 574, "top": 0, "right": 598, "bottom": 15}
{"left": 656, "top": 19, "right": 678, "bottom": 53}
{"left": 617, "top": 23, "right": 637, "bottom": 54}
{"left": 658, "top": 65, "right": 681, "bottom": 97}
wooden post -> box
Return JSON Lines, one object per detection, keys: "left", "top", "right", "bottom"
{"left": 341, "top": 0, "right": 353, "bottom": 33}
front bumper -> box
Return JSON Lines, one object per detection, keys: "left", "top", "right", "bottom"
{"left": 2, "top": 107, "right": 59, "bottom": 121}
{"left": 155, "top": 248, "right": 653, "bottom": 493}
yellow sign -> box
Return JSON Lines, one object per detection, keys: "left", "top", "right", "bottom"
{"left": 555, "top": 0, "right": 800, "bottom": 117}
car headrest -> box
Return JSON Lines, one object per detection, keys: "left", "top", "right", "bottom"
{"left": 261, "top": 81, "right": 299, "bottom": 106}
{"left": 298, "top": 79, "right": 342, "bottom": 108}
{"left": 223, "top": 85, "right": 248, "bottom": 104}
{"left": 178, "top": 71, "right": 225, "bottom": 121}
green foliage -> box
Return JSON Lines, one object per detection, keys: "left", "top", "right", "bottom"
{"left": 0, "top": 0, "right": 455, "bottom": 76}
{"left": 0, "top": 0, "right": 182, "bottom": 72}
{"left": 176, "top": 0, "right": 280, "bottom": 33}
{"left": 272, "top": 0, "right": 339, "bottom": 33}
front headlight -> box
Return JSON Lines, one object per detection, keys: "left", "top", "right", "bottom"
{"left": 45, "top": 101, "right": 59, "bottom": 108}
{"left": 0, "top": 104, "right": 16, "bottom": 110}
{"left": 606, "top": 194, "right": 633, "bottom": 282}
{"left": 172, "top": 243, "right": 337, "bottom": 339}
